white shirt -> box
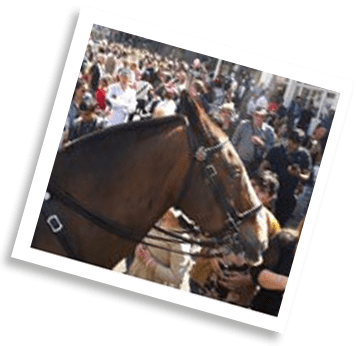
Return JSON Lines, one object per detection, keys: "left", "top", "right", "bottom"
{"left": 106, "top": 83, "right": 137, "bottom": 126}
{"left": 155, "top": 99, "right": 177, "bottom": 116}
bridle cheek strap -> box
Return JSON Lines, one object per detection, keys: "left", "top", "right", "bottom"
{"left": 176, "top": 122, "right": 263, "bottom": 246}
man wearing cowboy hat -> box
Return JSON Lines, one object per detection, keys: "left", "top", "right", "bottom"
{"left": 216, "top": 102, "right": 237, "bottom": 138}
{"left": 231, "top": 107, "right": 275, "bottom": 176}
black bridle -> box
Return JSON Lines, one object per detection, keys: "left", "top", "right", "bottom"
{"left": 42, "top": 114, "right": 262, "bottom": 260}
{"left": 175, "top": 120, "right": 263, "bottom": 253}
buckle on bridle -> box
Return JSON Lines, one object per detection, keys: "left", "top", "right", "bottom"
{"left": 205, "top": 164, "right": 217, "bottom": 178}
{"left": 225, "top": 212, "right": 241, "bottom": 231}
{"left": 47, "top": 215, "right": 63, "bottom": 233}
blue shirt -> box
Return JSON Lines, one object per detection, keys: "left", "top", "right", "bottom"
{"left": 267, "top": 144, "right": 312, "bottom": 194}
{"left": 232, "top": 120, "right": 275, "bottom": 165}
{"left": 66, "top": 101, "right": 79, "bottom": 132}
{"left": 287, "top": 101, "right": 302, "bottom": 127}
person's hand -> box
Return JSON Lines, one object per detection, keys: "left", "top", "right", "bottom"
{"left": 287, "top": 164, "right": 301, "bottom": 177}
{"left": 295, "top": 182, "right": 304, "bottom": 196}
{"left": 188, "top": 84, "right": 198, "bottom": 99}
{"left": 135, "top": 244, "right": 156, "bottom": 269}
{"left": 134, "top": 243, "right": 146, "bottom": 260}
{"left": 103, "top": 108, "right": 113, "bottom": 117}
{"left": 225, "top": 253, "right": 246, "bottom": 267}
{"left": 251, "top": 135, "right": 264, "bottom": 147}
{"left": 226, "top": 291, "right": 242, "bottom": 304}
{"left": 218, "top": 272, "right": 251, "bottom": 291}
{"left": 193, "top": 58, "right": 201, "bottom": 70}
{"left": 309, "top": 140, "right": 321, "bottom": 157}
{"left": 210, "top": 258, "right": 226, "bottom": 279}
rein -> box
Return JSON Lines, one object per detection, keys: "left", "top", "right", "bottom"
{"left": 138, "top": 236, "right": 223, "bottom": 259}
{"left": 43, "top": 180, "right": 226, "bottom": 260}
{"left": 43, "top": 109, "right": 263, "bottom": 261}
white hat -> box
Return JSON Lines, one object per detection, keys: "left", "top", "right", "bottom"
{"left": 220, "top": 102, "right": 234, "bottom": 112}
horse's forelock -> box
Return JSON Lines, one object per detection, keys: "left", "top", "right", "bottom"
{"left": 181, "top": 93, "right": 223, "bottom": 144}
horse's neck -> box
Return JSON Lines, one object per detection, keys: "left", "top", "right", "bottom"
{"left": 52, "top": 123, "right": 190, "bottom": 230}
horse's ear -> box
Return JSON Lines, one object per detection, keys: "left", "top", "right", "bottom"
{"left": 179, "top": 90, "right": 200, "bottom": 127}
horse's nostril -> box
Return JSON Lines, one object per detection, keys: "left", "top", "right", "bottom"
{"left": 246, "top": 254, "right": 263, "bottom": 267}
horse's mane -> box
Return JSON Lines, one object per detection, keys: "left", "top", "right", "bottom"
{"left": 61, "top": 115, "right": 187, "bottom": 154}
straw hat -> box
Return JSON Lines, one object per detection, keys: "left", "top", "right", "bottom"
{"left": 220, "top": 102, "right": 235, "bottom": 113}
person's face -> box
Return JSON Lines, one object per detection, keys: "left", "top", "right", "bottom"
{"left": 177, "top": 73, "right": 185, "bottom": 83}
{"left": 253, "top": 113, "right": 265, "bottom": 128}
{"left": 312, "top": 126, "right": 326, "bottom": 140}
{"left": 287, "top": 138, "right": 299, "bottom": 153}
{"left": 98, "top": 56, "right": 105, "bottom": 65}
{"left": 220, "top": 109, "right": 232, "bottom": 123}
{"left": 120, "top": 74, "right": 130, "bottom": 86}
{"left": 100, "top": 79, "right": 109, "bottom": 89}
{"left": 75, "top": 86, "right": 87, "bottom": 100}
{"left": 251, "top": 182, "right": 272, "bottom": 207}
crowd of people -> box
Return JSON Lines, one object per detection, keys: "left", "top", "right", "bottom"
{"left": 63, "top": 30, "right": 336, "bottom": 316}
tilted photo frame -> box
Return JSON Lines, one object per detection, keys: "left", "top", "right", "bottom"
{"left": 11, "top": 7, "right": 353, "bottom": 333}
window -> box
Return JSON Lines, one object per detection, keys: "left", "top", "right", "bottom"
{"left": 327, "top": 92, "right": 336, "bottom": 99}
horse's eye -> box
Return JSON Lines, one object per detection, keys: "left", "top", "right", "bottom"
{"left": 229, "top": 165, "right": 241, "bottom": 179}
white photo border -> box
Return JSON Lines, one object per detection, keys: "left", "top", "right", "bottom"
{"left": 12, "top": 6, "right": 354, "bottom": 333}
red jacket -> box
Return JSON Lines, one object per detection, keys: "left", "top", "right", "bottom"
{"left": 95, "top": 88, "right": 106, "bottom": 110}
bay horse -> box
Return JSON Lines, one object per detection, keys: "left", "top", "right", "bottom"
{"left": 31, "top": 92, "right": 268, "bottom": 269}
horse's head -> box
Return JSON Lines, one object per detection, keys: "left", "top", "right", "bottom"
{"left": 177, "top": 92, "right": 268, "bottom": 266}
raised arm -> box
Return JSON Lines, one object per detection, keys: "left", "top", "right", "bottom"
{"left": 256, "top": 269, "right": 288, "bottom": 291}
